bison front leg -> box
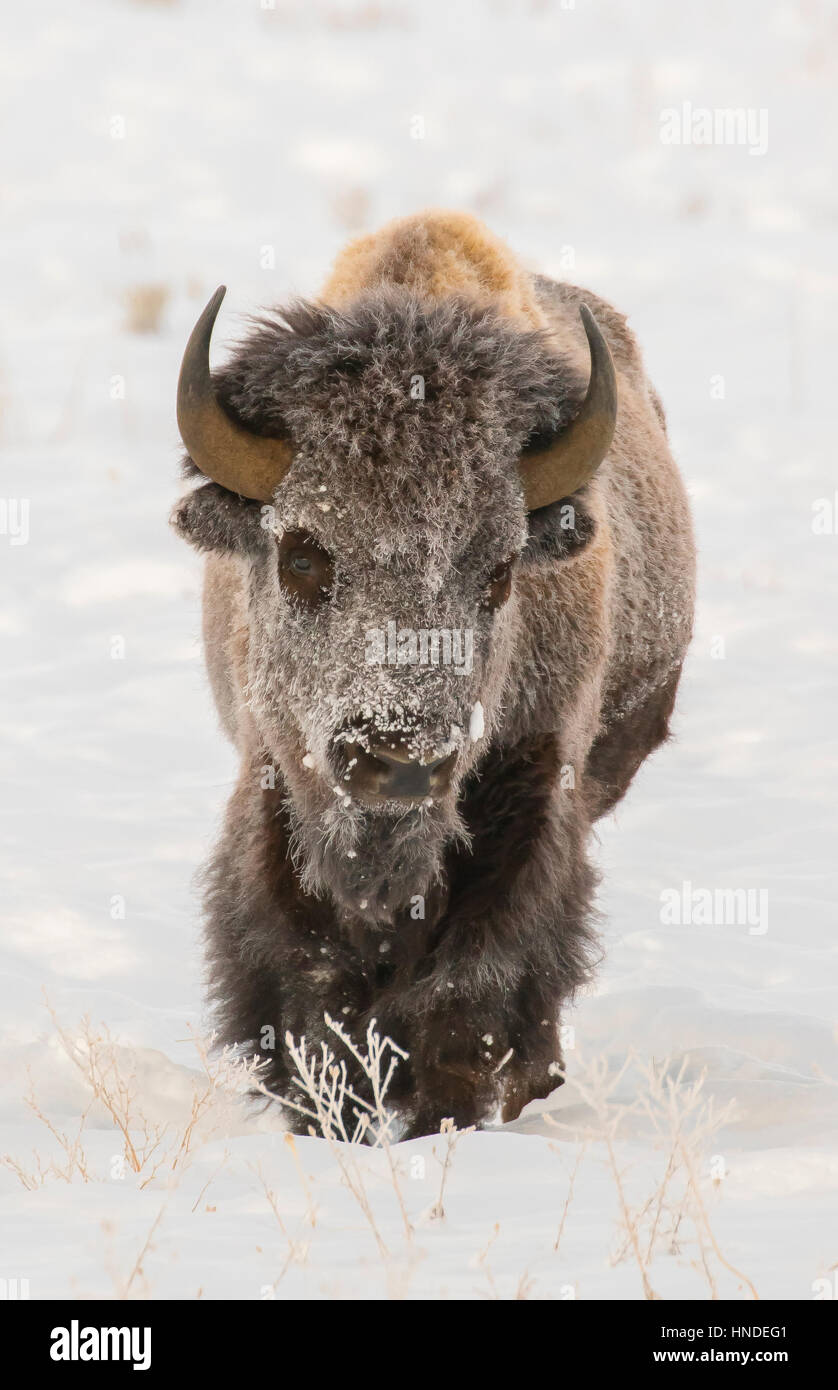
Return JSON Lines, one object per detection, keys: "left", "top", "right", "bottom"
{"left": 396, "top": 1004, "right": 509, "bottom": 1138}
{"left": 384, "top": 987, "right": 569, "bottom": 1139}
{"left": 389, "top": 995, "right": 567, "bottom": 1134}
{"left": 388, "top": 736, "right": 596, "bottom": 1137}
{"left": 499, "top": 1027, "right": 566, "bottom": 1124}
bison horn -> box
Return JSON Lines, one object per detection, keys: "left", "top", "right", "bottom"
{"left": 177, "top": 287, "right": 295, "bottom": 503}
{"left": 519, "top": 304, "right": 617, "bottom": 511}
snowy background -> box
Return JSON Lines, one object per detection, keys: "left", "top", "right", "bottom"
{"left": 1, "top": 0, "right": 836, "bottom": 1300}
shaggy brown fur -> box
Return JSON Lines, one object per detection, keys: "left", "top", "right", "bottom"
{"left": 173, "top": 211, "right": 695, "bottom": 1137}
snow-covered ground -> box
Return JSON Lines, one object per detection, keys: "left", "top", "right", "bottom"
{"left": 1, "top": 0, "right": 836, "bottom": 1300}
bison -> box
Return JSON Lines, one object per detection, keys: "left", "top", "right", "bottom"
{"left": 172, "top": 211, "right": 695, "bottom": 1137}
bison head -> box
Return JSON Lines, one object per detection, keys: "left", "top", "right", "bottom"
{"left": 173, "top": 287, "right": 615, "bottom": 923}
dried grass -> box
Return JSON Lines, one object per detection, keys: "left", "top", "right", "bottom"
{"left": 545, "top": 1051, "right": 759, "bottom": 1300}
{"left": 123, "top": 283, "right": 169, "bottom": 334}
{"left": 2, "top": 1008, "right": 761, "bottom": 1300}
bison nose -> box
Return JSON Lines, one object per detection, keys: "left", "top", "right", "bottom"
{"left": 341, "top": 741, "right": 457, "bottom": 803}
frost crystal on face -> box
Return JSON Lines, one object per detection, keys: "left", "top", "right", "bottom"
{"left": 469, "top": 700, "right": 485, "bottom": 741}
{"left": 302, "top": 752, "right": 315, "bottom": 769}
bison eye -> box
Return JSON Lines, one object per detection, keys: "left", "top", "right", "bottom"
{"left": 483, "top": 556, "right": 515, "bottom": 611}
{"left": 278, "top": 530, "right": 334, "bottom": 606}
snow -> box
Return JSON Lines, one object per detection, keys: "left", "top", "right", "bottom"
{"left": 469, "top": 699, "right": 485, "bottom": 742}
{"left": 1, "top": 0, "right": 836, "bottom": 1301}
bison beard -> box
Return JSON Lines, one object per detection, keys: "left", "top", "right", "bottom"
{"left": 172, "top": 211, "right": 696, "bottom": 1137}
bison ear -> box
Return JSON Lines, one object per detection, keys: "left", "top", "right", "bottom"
{"left": 170, "top": 482, "right": 271, "bottom": 557}
{"left": 521, "top": 489, "right": 597, "bottom": 564}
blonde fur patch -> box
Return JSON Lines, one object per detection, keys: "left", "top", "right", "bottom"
{"left": 319, "top": 209, "right": 547, "bottom": 329}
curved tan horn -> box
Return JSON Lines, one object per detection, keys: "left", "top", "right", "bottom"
{"left": 519, "top": 304, "right": 617, "bottom": 511}
{"left": 177, "top": 286, "right": 295, "bottom": 503}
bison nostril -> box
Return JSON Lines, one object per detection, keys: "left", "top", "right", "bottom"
{"left": 428, "top": 749, "right": 457, "bottom": 790}
{"left": 364, "top": 750, "right": 393, "bottom": 773}
{"left": 338, "top": 740, "right": 457, "bottom": 803}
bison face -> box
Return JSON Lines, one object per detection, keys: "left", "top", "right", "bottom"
{"left": 267, "top": 519, "right": 520, "bottom": 807}
{"left": 173, "top": 290, "right": 612, "bottom": 921}
{"left": 240, "top": 420, "right": 528, "bottom": 923}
